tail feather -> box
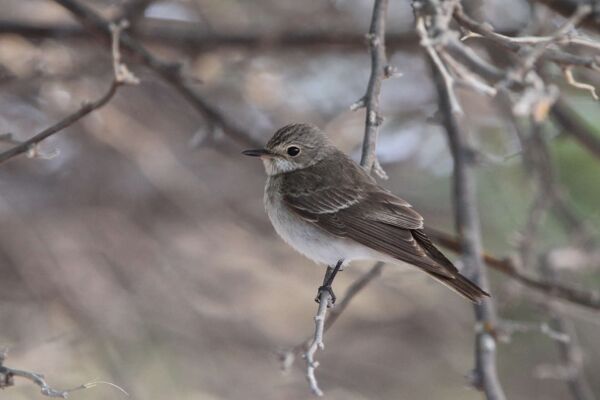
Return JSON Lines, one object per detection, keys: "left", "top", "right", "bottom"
{"left": 412, "top": 229, "right": 490, "bottom": 303}
{"left": 430, "top": 272, "right": 490, "bottom": 303}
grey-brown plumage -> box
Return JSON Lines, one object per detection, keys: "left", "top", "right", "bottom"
{"left": 243, "top": 123, "right": 489, "bottom": 303}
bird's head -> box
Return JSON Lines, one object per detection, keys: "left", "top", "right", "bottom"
{"left": 242, "top": 123, "right": 334, "bottom": 175}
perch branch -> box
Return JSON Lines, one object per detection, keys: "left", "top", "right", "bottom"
{"left": 281, "top": 262, "right": 385, "bottom": 369}
{"left": 303, "top": 0, "right": 391, "bottom": 394}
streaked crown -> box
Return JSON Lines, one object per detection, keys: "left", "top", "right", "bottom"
{"left": 262, "top": 123, "right": 335, "bottom": 175}
{"left": 266, "top": 123, "right": 330, "bottom": 150}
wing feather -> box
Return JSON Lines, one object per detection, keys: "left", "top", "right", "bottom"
{"left": 282, "top": 181, "right": 457, "bottom": 277}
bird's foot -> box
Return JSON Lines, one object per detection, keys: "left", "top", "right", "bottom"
{"left": 315, "top": 285, "right": 336, "bottom": 307}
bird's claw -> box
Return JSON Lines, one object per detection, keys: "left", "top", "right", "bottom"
{"left": 315, "top": 285, "right": 336, "bottom": 307}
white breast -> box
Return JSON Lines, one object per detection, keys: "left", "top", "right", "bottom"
{"left": 264, "top": 177, "right": 382, "bottom": 267}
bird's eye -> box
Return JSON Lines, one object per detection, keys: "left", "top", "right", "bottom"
{"left": 286, "top": 146, "right": 301, "bottom": 157}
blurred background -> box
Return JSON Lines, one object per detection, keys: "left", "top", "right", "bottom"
{"left": 0, "top": 0, "right": 599, "bottom": 399}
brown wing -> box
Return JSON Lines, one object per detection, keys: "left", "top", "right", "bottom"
{"left": 281, "top": 156, "right": 456, "bottom": 278}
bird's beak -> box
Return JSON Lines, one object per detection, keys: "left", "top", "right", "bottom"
{"left": 242, "top": 148, "right": 273, "bottom": 158}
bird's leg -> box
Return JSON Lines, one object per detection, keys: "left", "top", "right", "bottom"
{"left": 315, "top": 259, "right": 344, "bottom": 307}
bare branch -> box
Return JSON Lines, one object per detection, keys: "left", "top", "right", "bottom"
{"left": 518, "top": 5, "right": 592, "bottom": 75}
{"left": 281, "top": 262, "right": 385, "bottom": 370}
{"left": 533, "top": 0, "right": 600, "bottom": 34}
{"left": 0, "top": 351, "right": 128, "bottom": 398}
{"left": 426, "top": 228, "right": 600, "bottom": 311}
{"left": 109, "top": 21, "right": 140, "bottom": 85}
{"left": 454, "top": 6, "right": 600, "bottom": 71}
{"left": 357, "top": 0, "right": 390, "bottom": 179}
{"left": 304, "top": 296, "right": 328, "bottom": 396}
{"left": 0, "top": 20, "right": 421, "bottom": 53}
{"left": 428, "top": 34, "right": 506, "bottom": 397}
{"left": 0, "top": 86, "right": 119, "bottom": 165}
{"left": 416, "top": 16, "right": 463, "bottom": 114}
{"left": 498, "top": 319, "right": 571, "bottom": 343}
{"left": 52, "top": 0, "right": 261, "bottom": 148}
{"left": 0, "top": 18, "right": 138, "bottom": 165}
{"left": 442, "top": 51, "right": 497, "bottom": 96}
{"left": 563, "top": 66, "right": 599, "bottom": 100}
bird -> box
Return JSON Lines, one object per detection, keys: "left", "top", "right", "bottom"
{"left": 242, "top": 123, "right": 489, "bottom": 304}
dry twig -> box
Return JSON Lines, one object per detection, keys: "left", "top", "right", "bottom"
{"left": 355, "top": 0, "right": 392, "bottom": 179}
{"left": 0, "top": 350, "right": 128, "bottom": 398}
{"left": 52, "top": 0, "right": 261, "bottom": 148}
{"left": 281, "top": 262, "right": 384, "bottom": 370}
{"left": 0, "top": 20, "right": 138, "bottom": 164}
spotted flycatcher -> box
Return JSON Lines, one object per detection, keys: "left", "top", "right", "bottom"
{"left": 243, "top": 123, "right": 488, "bottom": 304}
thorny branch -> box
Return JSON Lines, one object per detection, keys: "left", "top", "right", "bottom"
{"left": 0, "top": 20, "right": 138, "bottom": 165}
{"left": 0, "top": 350, "right": 128, "bottom": 398}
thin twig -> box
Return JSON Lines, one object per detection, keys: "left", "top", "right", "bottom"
{"left": 281, "top": 262, "right": 385, "bottom": 369}
{"left": 442, "top": 51, "right": 497, "bottom": 96}
{"left": 497, "top": 319, "right": 571, "bottom": 343}
{"left": 0, "top": 19, "right": 138, "bottom": 165}
{"left": 532, "top": 0, "right": 600, "bottom": 34}
{"left": 52, "top": 0, "right": 261, "bottom": 148}
{"left": 453, "top": 6, "right": 600, "bottom": 71}
{"left": 0, "top": 351, "right": 128, "bottom": 398}
{"left": 416, "top": 16, "right": 463, "bottom": 115}
{"left": 357, "top": 0, "right": 391, "bottom": 178}
{"left": 519, "top": 6, "right": 592, "bottom": 75}
{"left": 304, "top": 296, "right": 329, "bottom": 396}
{"left": 426, "top": 228, "right": 600, "bottom": 312}
{"left": 563, "top": 66, "right": 599, "bottom": 100}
